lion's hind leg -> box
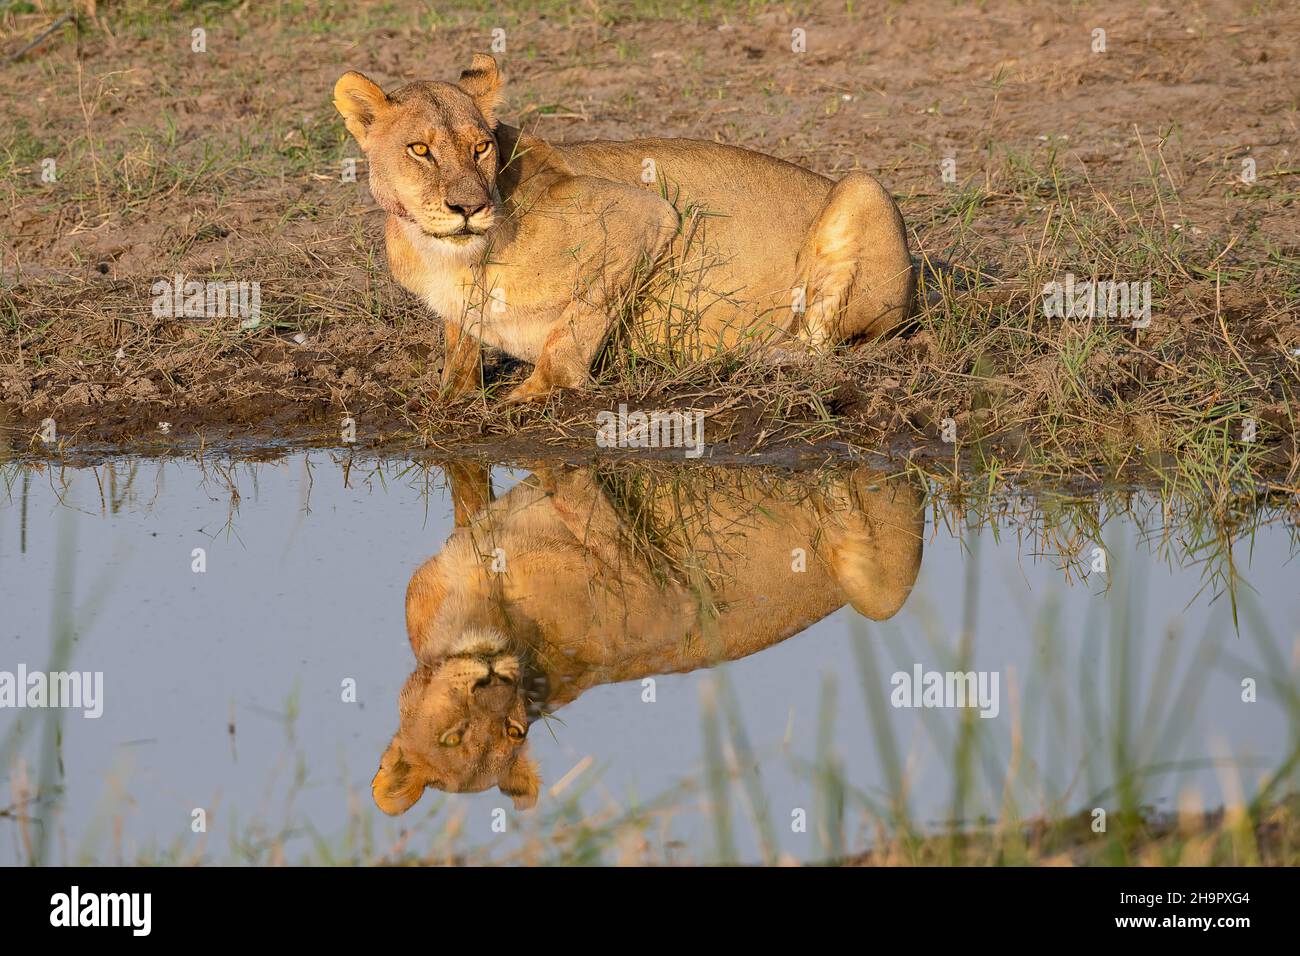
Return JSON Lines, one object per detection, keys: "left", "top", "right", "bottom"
{"left": 814, "top": 469, "right": 924, "bottom": 622}
{"left": 792, "top": 171, "right": 914, "bottom": 349}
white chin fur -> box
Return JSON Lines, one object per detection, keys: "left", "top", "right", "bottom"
{"left": 447, "top": 627, "right": 510, "bottom": 657}
{"left": 400, "top": 219, "right": 489, "bottom": 262}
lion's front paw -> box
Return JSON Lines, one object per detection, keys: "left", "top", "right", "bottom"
{"left": 502, "top": 374, "right": 557, "bottom": 405}
{"left": 438, "top": 379, "right": 477, "bottom": 402}
{"left": 437, "top": 363, "right": 481, "bottom": 402}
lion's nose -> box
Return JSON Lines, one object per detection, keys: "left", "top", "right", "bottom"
{"left": 446, "top": 199, "right": 488, "bottom": 218}
{"left": 472, "top": 678, "right": 515, "bottom": 714}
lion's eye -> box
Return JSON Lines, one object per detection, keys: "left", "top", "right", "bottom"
{"left": 505, "top": 724, "right": 525, "bottom": 740}
{"left": 408, "top": 143, "right": 430, "bottom": 158}
{"left": 473, "top": 141, "right": 492, "bottom": 159}
{"left": 441, "top": 732, "right": 461, "bottom": 747}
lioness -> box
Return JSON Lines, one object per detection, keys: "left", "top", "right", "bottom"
{"left": 334, "top": 54, "right": 914, "bottom": 403}
{"left": 372, "top": 462, "right": 924, "bottom": 814}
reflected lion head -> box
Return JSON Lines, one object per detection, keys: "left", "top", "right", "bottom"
{"left": 372, "top": 628, "right": 542, "bottom": 814}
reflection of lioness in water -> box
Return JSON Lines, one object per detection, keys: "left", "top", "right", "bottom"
{"left": 333, "top": 53, "right": 914, "bottom": 403}
{"left": 373, "top": 463, "right": 924, "bottom": 814}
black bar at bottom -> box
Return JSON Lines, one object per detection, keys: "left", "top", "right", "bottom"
{"left": 0, "top": 865, "right": 1282, "bottom": 940}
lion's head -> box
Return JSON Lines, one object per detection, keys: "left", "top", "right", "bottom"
{"left": 333, "top": 53, "right": 504, "bottom": 254}
{"left": 372, "top": 627, "right": 542, "bottom": 814}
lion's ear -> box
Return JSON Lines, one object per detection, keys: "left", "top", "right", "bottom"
{"left": 372, "top": 736, "right": 426, "bottom": 815}
{"left": 457, "top": 53, "right": 503, "bottom": 126}
{"left": 499, "top": 751, "right": 539, "bottom": 810}
{"left": 334, "top": 71, "right": 389, "bottom": 147}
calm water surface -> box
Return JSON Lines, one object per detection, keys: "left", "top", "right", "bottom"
{"left": 0, "top": 454, "right": 1295, "bottom": 864}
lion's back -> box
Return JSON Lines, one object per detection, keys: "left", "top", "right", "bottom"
{"left": 555, "top": 138, "right": 832, "bottom": 347}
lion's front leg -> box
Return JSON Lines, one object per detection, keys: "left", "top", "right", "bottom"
{"left": 440, "top": 317, "right": 483, "bottom": 399}
{"left": 503, "top": 297, "right": 614, "bottom": 404}
{"left": 545, "top": 467, "right": 669, "bottom": 583}
{"left": 503, "top": 178, "right": 679, "bottom": 404}
{"left": 445, "top": 460, "right": 494, "bottom": 528}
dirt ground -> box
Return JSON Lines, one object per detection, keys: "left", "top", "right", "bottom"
{"left": 1, "top": 0, "right": 1297, "bottom": 489}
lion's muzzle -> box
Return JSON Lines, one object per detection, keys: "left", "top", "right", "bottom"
{"left": 472, "top": 675, "right": 518, "bottom": 714}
